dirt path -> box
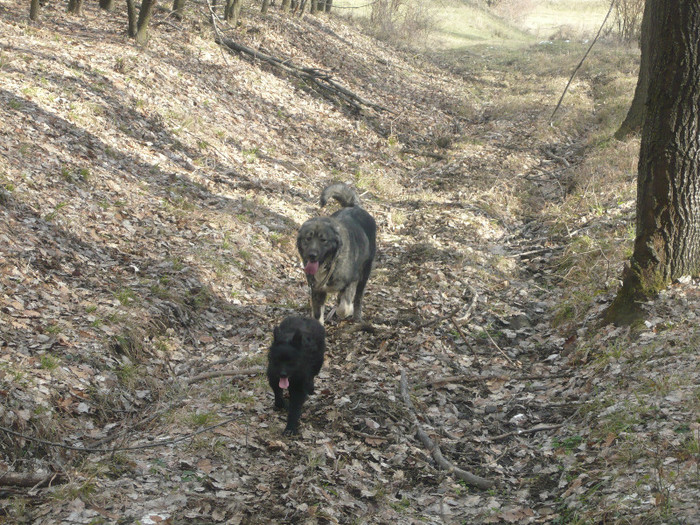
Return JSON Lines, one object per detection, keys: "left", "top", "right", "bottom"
{"left": 3, "top": 2, "right": 697, "bottom": 524}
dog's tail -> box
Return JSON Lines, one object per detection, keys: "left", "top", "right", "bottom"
{"left": 320, "top": 183, "right": 361, "bottom": 208}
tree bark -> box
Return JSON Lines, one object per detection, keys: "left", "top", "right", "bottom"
{"left": 261, "top": 0, "right": 270, "bottom": 14}
{"left": 126, "top": 0, "right": 138, "bottom": 37}
{"left": 67, "top": 0, "right": 83, "bottom": 15}
{"left": 614, "top": 0, "right": 651, "bottom": 140}
{"left": 99, "top": 0, "right": 115, "bottom": 11}
{"left": 281, "top": 0, "right": 291, "bottom": 13}
{"left": 135, "top": 0, "right": 157, "bottom": 45}
{"left": 172, "top": 0, "right": 186, "bottom": 20}
{"left": 324, "top": 0, "right": 332, "bottom": 13}
{"left": 30, "top": 0, "right": 40, "bottom": 20}
{"left": 606, "top": 0, "right": 700, "bottom": 324}
{"left": 224, "top": 0, "right": 242, "bottom": 24}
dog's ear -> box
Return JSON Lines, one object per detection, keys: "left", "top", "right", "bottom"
{"left": 291, "top": 329, "right": 303, "bottom": 349}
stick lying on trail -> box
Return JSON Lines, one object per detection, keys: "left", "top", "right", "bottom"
{"left": 399, "top": 369, "right": 495, "bottom": 490}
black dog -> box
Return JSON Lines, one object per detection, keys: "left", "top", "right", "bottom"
{"left": 297, "top": 183, "right": 377, "bottom": 324}
{"left": 267, "top": 316, "right": 325, "bottom": 435}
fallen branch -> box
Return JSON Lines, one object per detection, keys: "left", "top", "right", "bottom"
{"left": 399, "top": 369, "right": 494, "bottom": 490}
{"left": 186, "top": 366, "right": 264, "bottom": 385}
{"left": 0, "top": 471, "right": 65, "bottom": 488}
{"left": 215, "top": 36, "right": 391, "bottom": 114}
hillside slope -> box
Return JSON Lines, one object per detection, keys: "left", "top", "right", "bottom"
{"left": 1, "top": 1, "right": 698, "bottom": 523}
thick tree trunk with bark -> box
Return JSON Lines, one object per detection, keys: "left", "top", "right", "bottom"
{"left": 126, "top": 0, "right": 138, "bottom": 37}
{"left": 606, "top": 0, "right": 700, "bottom": 324}
{"left": 281, "top": 0, "right": 291, "bottom": 13}
{"left": 135, "top": 0, "right": 157, "bottom": 44}
{"left": 67, "top": 0, "right": 83, "bottom": 15}
{"left": 99, "top": 0, "right": 115, "bottom": 11}
{"left": 324, "top": 0, "right": 332, "bottom": 13}
{"left": 30, "top": 0, "right": 40, "bottom": 20}
{"left": 172, "top": 0, "right": 186, "bottom": 20}
{"left": 224, "top": 0, "right": 242, "bottom": 24}
{"left": 614, "top": 0, "right": 651, "bottom": 139}
{"left": 261, "top": 0, "right": 270, "bottom": 14}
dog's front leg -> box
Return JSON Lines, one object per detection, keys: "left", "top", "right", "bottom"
{"left": 284, "top": 387, "right": 307, "bottom": 435}
{"left": 337, "top": 282, "right": 357, "bottom": 319}
{"left": 311, "top": 289, "right": 327, "bottom": 325}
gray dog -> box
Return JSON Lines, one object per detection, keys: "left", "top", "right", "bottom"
{"left": 297, "top": 183, "right": 376, "bottom": 324}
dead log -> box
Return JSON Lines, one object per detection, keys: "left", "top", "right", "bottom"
{"left": 0, "top": 472, "right": 65, "bottom": 488}
{"left": 216, "top": 37, "right": 391, "bottom": 114}
{"left": 399, "top": 369, "right": 494, "bottom": 490}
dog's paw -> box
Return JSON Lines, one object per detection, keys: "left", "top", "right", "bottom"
{"left": 282, "top": 427, "right": 299, "bottom": 436}
{"left": 274, "top": 400, "right": 287, "bottom": 410}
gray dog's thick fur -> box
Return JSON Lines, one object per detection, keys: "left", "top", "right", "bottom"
{"left": 297, "top": 183, "right": 376, "bottom": 324}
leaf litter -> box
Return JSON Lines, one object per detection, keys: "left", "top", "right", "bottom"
{"left": 0, "top": 2, "right": 698, "bottom": 524}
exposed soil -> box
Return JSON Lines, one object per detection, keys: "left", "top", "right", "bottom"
{"left": 0, "top": 2, "right": 698, "bottom": 524}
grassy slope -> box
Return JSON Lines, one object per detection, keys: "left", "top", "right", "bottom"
{"left": 0, "top": 0, "right": 698, "bottom": 523}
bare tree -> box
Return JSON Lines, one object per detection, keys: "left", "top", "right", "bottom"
{"left": 173, "top": 0, "right": 186, "bottom": 20}
{"left": 30, "top": 0, "right": 40, "bottom": 20}
{"left": 123, "top": 0, "right": 158, "bottom": 43}
{"left": 67, "top": 0, "right": 84, "bottom": 15}
{"left": 126, "top": 0, "right": 138, "bottom": 37}
{"left": 606, "top": 0, "right": 700, "bottom": 324}
{"left": 224, "top": 0, "right": 242, "bottom": 24}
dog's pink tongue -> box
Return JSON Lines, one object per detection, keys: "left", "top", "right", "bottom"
{"left": 279, "top": 377, "right": 289, "bottom": 389}
{"left": 305, "top": 261, "right": 319, "bottom": 275}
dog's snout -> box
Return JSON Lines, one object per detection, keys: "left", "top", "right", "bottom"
{"left": 307, "top": 251, "right": 319, "bottom": 262}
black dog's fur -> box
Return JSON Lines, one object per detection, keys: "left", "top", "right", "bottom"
{"left": 297, "top": 183, "right": 377, "bottom": 324}
{"left": 267, "top": 316, "right": 325, "bottom": 435}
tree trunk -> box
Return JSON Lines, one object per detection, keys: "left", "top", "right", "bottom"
{"left": 67, "top": 0, "right": 83, "bottom": 15}
{"left": 606, "top": 0, "right": 700, "bottom": 324}
{"left": 224, "top": 0, "right": 242, "bottom": 24}
{"left": 126, "top": 0, "right": 138, "bottom": 37}
{"left": 135, "top": 0, "right": 157, "bottom": 45}
{"left": 261, "top": 0, "right": 270, "bottom": 14}
{"left": 30, "top": 0, "right": 40, "bottom": 20}
{"left": 99, "top": 0, "right": 115, "bottom": 11}
{"left": 309, "top": 0, "right": 317, "bottom": 14}
{"left": 172, "top": 0, "right": 186, "bottom": 20}
{"left": 614, "top": 0, "right": 651, "bottom": 140}
{"left": 324, "top": 0, "right": 332, "bottom": 13}
{"left": 281, "top": 0, "right": 290, "bottom": 13}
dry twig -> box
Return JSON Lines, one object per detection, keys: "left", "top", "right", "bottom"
{"left": 186, "top": 366, "right": 264, "bottom": 385}
{"left": 399, "top": 369, "right": 494, "bottom": 490}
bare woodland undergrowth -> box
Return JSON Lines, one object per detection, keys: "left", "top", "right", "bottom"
{"left": 0, "top": 1, "right": 698, "bottom": 523}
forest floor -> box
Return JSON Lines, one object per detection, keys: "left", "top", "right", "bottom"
{"left": 0, "top": 1, "right": 698, "bottom": 523}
